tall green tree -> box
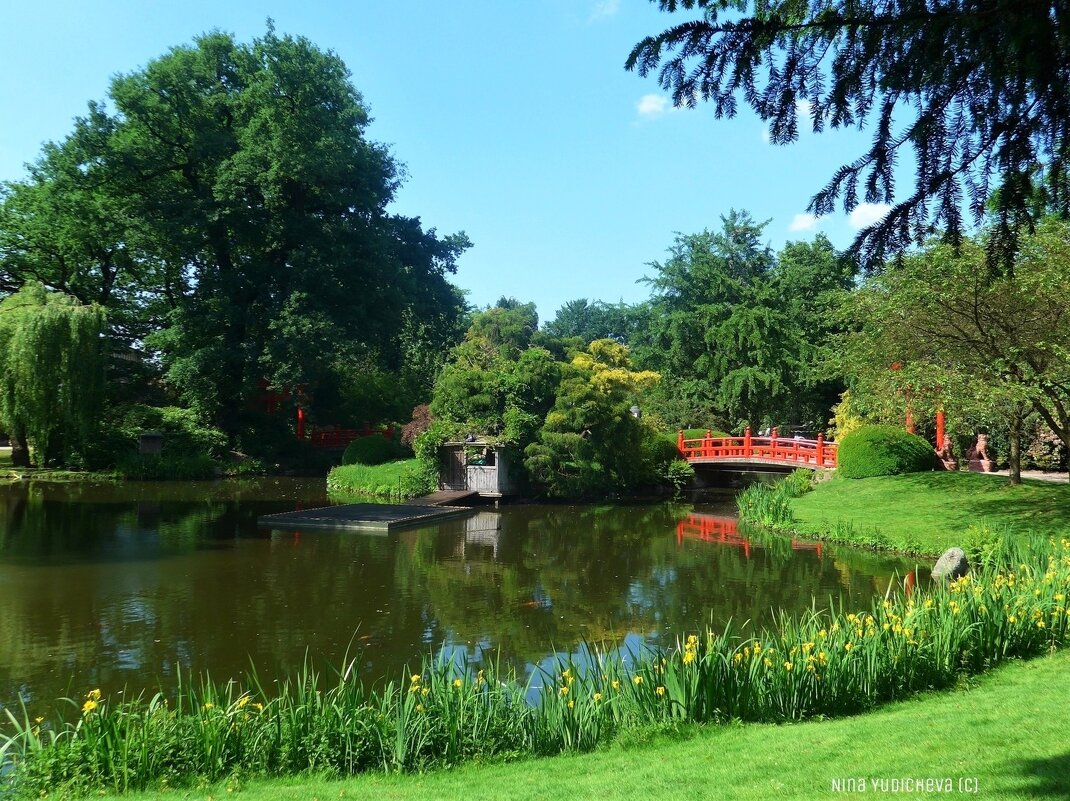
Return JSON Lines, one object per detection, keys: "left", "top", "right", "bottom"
{"left": 430, "top": 304, "right": 559, "bottom": 445}
{"left": 771, "top": 234, "right": 857, "bottom": 424}
{"left": 543, "top": 298, "right": 641, "bottom": 344}
{"left": 524, "top": 339, "right": 660, "bottom": 497}
{"left": 0, "top": 109, "right": 154, "bottom": 347}
{"left": 0, "top": 283, "right": 105, "bottom": 466}
{"left": 628, "top": 0, "right": 1070, "bottom": 268}
{"left": 633, "top": 211, "right": 787, "bottom": 429}
{"left": 1, "top": 26, "right": 468, "bottom": 444}
{"left": 633, "top": 215, "right": 853, "bottom": 431}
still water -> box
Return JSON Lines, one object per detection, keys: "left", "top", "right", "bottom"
{"left": 0, "top": 479, "right": 922, "bottom": 710}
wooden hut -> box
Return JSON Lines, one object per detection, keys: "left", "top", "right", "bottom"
{"left": 438, "top": 441, "right": 518, "bottom": 498}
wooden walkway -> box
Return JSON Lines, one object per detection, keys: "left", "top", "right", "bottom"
{"left": 257, "top": 502, "right": 475, "bottom": 533}
{"left": 410, "top": 489, "right": 479, "bottom": 506}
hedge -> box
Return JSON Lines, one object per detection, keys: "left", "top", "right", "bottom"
{"left": 837, "top": 425, "right": 934, "bottom": 479}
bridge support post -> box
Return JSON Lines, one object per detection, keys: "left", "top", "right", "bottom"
{"left": 296, "top": 406, "right": 306, "bottom": 440}
{"left": 677, "top": 429, "right": 684, "bottom": 455}
{"left": 704, "top": 429, "right": 712, "bottom": 459}
{"left": 817, "top": 432, "right": 825, "bottom": 466}
{"left": 935, "top": 409, "right": 945, "bottom": 450}
{"left": 744, "top": 427, "right": 752, "bottom": 458}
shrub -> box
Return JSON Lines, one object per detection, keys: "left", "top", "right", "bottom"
{"left": 115, "top": 405, "right": 227, "bottom": 458}
{"left": 681, "top": 428, "right": 732, "bottom": 440}
{"left": 779, "top": 468, "right": 814, "bottom": 498}
{"left": 401, "top": 404, "right": 433, "bottom": 449}
{"left": 663, "top": 459, "right": 695, "bottom": 496}
{"left": 836, "top": 425, "right": 935, "bottom": 479}
{"left": 80, "top": 405, "right": 227, "bottom": 473}
{"left": 341, "top": 435, "right": 404, "bottom": 466}
{"left": 115, "top": 453, "right": 218, "bottom": 480}
{"left": 1026, "top": 423, "right": 1068, "bottom": 471}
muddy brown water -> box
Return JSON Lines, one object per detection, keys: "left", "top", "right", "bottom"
{"left": 0, "top": 479, "right": 923, "bottom": 711}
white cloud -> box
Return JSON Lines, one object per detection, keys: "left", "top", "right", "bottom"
{"left": 788, "top": 213, "right": 818, "bottom": 232}
{"left": 848, "top": 202, "right": 893, "bottom": 230}
{"left": 590, "top": 0, "right": 620, "bottom": 21}
{"left": 636, "top": 93, "right": 671, "bottom": 119}
{"left": 795, "top": 98, "right": 813, "bottom": 118}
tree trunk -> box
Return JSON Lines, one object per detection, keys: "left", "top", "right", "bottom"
{"left": 1008, "top": 407, "right": 1022, "bottom": 485}
{"left": 10, "top": 429, "right": 31, "bottom": 467}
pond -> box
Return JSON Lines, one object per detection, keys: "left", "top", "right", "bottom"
{"left": 0, "top": 479, "right": 925, "bottom": 711}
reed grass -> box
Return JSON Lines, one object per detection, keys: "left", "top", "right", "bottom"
{"left": 735, "top": 468, "right": 813, "bottom": 528}
{"left": 4, "top": 532, "right": 1068, "bottom": 798}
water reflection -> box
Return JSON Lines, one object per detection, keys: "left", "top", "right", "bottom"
{"left": 0, "top": 480, "right": 922, "bottom": 712}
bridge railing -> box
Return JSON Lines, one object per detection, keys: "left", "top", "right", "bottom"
{"left": 308, "top": 425, "right": 395, "bottom": 450}
{"left": 677, "top": 427, "right": 836, "bottom": 468}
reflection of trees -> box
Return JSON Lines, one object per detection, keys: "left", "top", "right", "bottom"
{"left": 0, "top": 484, "right": 924, "bottom": 714}
{"left": 0, "top": 479, "right": 334, "bottom": 708}
{"left": 413, "top": 505, "right": 687, "bottom": 669}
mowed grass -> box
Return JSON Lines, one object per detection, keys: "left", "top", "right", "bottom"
{"left": 325, "top": 458, "right": 431, "bottom": 498}
{"left": 789, "top": 472, "right": 1070, "bottom": 556}
{"left": 99, "top": 650, "right": 1070, "bottom": 801}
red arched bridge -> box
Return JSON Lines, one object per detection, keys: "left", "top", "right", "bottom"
{"left": 677, "top": 427, "right": 837, "bottom": 469}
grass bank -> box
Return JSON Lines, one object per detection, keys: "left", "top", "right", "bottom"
{"left": 93, "top": 649, "right": 1070, "bottom": 801}
{"left": 0, "top": 448, "right": 118, "bottom": 483}
{"left": 326, "top": 458, "right": 434, "bottom": 499}
{"left": 787, "top": 472, "right": 1070, "bottom": 556}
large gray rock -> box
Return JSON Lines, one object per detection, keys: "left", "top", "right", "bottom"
{"left": 932, "top": 547, "right": 969, "bottom": 580}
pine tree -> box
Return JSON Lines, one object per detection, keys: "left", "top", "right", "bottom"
{"left": 628, "top": 0, "right": 1070, "bottom": 268}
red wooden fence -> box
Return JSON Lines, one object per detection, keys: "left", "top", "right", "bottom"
{"left": 677, "top": 427, "right": 837, "bottom": 468}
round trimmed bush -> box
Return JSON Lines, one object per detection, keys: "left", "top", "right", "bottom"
{"left": 341, "top": 435, "right": 403, "bottom": 466}
{"left": 836, "top": 425, "right": 935, "bottom": 479}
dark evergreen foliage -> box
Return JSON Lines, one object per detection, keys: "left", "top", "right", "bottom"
{"left": 631, "top": 211, "right": 853, "bottom": 431}
{"left": 341, "top": 435, "right": 406, "bottom": 466}
{"left": 627, "top": 0, "right": 1070, "bottom": 269}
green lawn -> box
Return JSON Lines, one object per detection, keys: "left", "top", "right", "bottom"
{"left": 789, "top": 472, "right": 1070, "bottom": 556}
{"left": 326, "top": 458, "right": 433, "bottom": 498}
{"left": 99, "top": 650, "right": 1070, "bottom": 801}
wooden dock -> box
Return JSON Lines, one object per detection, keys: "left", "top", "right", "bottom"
{"left": 257, "top": 502, "right": 475, "bottom": 533}
{"left": 410, "top": 489, "right": 479, "bottom": 506}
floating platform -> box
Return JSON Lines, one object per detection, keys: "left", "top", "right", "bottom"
{"left": 257, "top": 503, "right": 475, "bottom": 533}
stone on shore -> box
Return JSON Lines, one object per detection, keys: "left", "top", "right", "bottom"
{"left": 932, "top": 547, "right": 969, "bottom": 580}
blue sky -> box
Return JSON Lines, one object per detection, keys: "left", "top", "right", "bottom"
{"left": 1, "top": 0, "right": 895, "bottom": 321}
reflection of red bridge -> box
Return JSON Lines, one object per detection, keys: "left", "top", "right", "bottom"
{"left": 678, "top": 428, "right": 836, "bottom": 469}
{"left": 675, "top": 514, "right": 824, "bottom": 558}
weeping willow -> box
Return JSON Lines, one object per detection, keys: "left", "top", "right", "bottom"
{"left": 0, "top": 282, "right": 106, "bottom": 466}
